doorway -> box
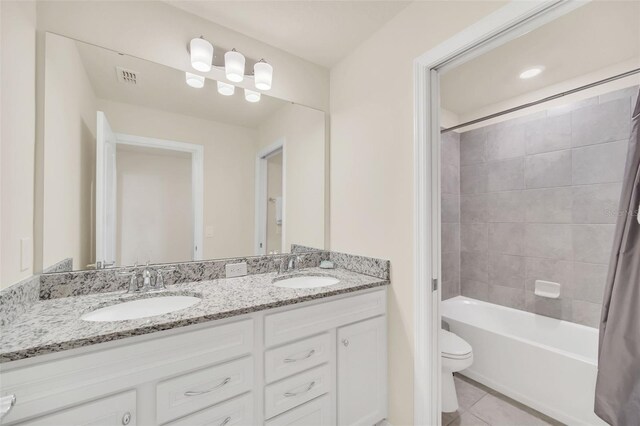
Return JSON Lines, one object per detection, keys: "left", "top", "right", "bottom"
{"left": 255, "top": 139, "right": 285, "bottom": 255}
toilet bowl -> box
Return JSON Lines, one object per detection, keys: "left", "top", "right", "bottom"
{"left": 441, "top": 329, "right": 473, "bottom": 413}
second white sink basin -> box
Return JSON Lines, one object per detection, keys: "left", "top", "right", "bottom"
{"left": 81, "top": 295, "right": 201, "bottom": 322}
{"left": 273, "top": 275, "right": 340, "bottom": 289}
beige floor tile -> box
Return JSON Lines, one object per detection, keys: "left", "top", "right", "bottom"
{"left": 443, "top": 410, "right": 462, "bottom": 426}
{"left": 449, "top": 412, "right": 491, "bottom": 426}
{"left": 454, "top": 376, "right": 487, "bottom": 410}
{"left": 469, "top": 394, "right": 553, "bottom": 426}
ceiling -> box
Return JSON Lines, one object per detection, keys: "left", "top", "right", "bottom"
{"left": 167, "top": 0, "right": 411, "bottom": 67}
{"left": 440, "top": 1, "right": 640, "bottom": 118}
{"left": 76, "top": 40, "right": 287, "bottom": 128}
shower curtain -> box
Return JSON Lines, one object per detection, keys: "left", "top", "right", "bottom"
{"left": 595, "top": 92, "right": 640, "bottom": 426}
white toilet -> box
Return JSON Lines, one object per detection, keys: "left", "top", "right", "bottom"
{"left": 441, "top": 329, "right": 473, "bottom": 413}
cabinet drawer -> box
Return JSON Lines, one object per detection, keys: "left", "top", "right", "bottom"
{"left": 18, "top": 390, "right": 136, "bottom": 426}
{"left": 264, "top": 364, "right": 330, "bottom": 419}
{"left": 156, "top": 357, "right": 253, "bottom": 424}
{"left": 265, "top": 289, "right": 386, "bottom": 347}
{"left": 1, "top": 319, "right": 253, "bottom": 424}
{"left": 265, "top": 395, "right": 333, "bottom": 426}
{"left": 165, "top": 393, "right": 253, "bottom": 426}
{"left": 265, "top": 334, "right": 331, "bottom": 383}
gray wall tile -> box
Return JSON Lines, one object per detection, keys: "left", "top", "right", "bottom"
{"left": 487, "top": 158, "right": 524, "bottom": 192}
{"left": 573, "top": 262, "right": 608, "bottom": 304}
{"left": 486, "top": 126, "right": 525, "bottom": 161}
{"left": 572, "top": 224, "right": 615, "bottom": 264}
{"left": 525, "top": 224, "right": 572, "bottom": 260}
{"left": 442, "top": 163, "right": 460, "bottom": 194}
{"left": 572, "top": 140, "right": 628, "bottom": 185}
{"left": 461, "top": 163, "right": 488, "bottom": 194}
{"left": 547, "top": 97, "right": 598, "bottom": 117}
{"left": 572, "top": 98, "right": 631, "bottom": 147}
{"left": 442, "top": 251, "right": 460, "bottom": 285}
{"left": 442, "top": 194, "right": 460, "bottom": 224}
{"left": 442, "top": 223, "right": 460, "bottom": 254}
{"left": 461, "top": 251, "right": 488, "bottom": 283}
{"left": 525, "top": 150, "right": 572, "bottom": 189}
{"left": 488, "top": 285, "right": 525, "bottom": 310}
{"left": 460, "top": 223, "right": 488, "bottom": 253}
{"left": 460, "top": 128, "right": 486, "bottom": 165}
{"left": 524, "top": 113, "right": 571, "bottom": 155}
{"left": 461, "top": 279, "right": 489, "bottom": 301}
{"left": 489, "top": 252, "right": 526, "bottom": 289}
{"left": 572, "top": 183, "right": 622, "bottom": 224}
{"left": 572, "top": 300, "right": 602, "bottom": 328}
{"left": 442, "top": 131, "right": 460, "bottom": 167}
{"left": 460, "top": 194, "right": 488, "bottom": 223}
{"left": 525, "top": 292, "right": 572, "bottom": 321}
{"left": 524, "top": 187, "right": 573, "bottom": 223}
{"left": 488, "top": 223, "right": 524, "bottom": 255}
{"left": 488, "top": 191, "right": 526, "bottom": 222}
{"left": 598, "top": 86, "right": 638, "bottom": 104}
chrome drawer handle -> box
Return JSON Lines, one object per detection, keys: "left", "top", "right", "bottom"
{"left": 284, "top": 349, "right": 315, "bottom": 363}
{"left": 184, "top": 377, "right": 231, "bottom": 397}
{"left": 220, "top": 416, "right": 231, "bottom": 426}
{"left": 0, "top": 395, "right": 16, "bottom": 420}
{"left": 284, "top": 381, "right": 316, "bottom": 397}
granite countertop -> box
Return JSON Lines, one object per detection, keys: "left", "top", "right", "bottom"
{"left": 0, "top": 268, "right": 388, "bottom": 363}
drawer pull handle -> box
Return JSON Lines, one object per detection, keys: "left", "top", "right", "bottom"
{"left": 220, "top": 416, "right": 232, "bottom": 426}
{"left": 0, "top": 395, "right": 16, "bottom": 420}
{"left": 284, "top": 380, "right": 316, "bottom": 397}
{"left": 284, "top": 349, "right": 316, "bottom": 363}
{"left": 184, "top": 377, "right": 231, "bottom": 396}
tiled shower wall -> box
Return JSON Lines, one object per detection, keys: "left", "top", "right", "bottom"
{"left": 452, "top": 86, "right": 638, "bottom": 327}
{"left": 442, "top": 131, "right": 461, "bottom": 300}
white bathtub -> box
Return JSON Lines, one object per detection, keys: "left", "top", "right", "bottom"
{"left": 442, "top": 296, "right": 606, "bottom": 425}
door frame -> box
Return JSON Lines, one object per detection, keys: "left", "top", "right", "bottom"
{"left": 412, "top": 1, "right": 589, "bottom": 424}
{"left": 254, "top": 139, "right": 286, "bottom": 255}
{"left": 114, "top": 133, "right": 204, "bottom": 261}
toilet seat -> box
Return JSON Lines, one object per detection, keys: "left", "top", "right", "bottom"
{"left": 441, "top": 329, "right": 472, "bottom": 359}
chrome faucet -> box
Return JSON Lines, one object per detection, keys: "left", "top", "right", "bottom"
{"left": 279, "top": 254, "right": 301, "bottom": 274}
{"left": 117, "top": 263, "right": 176, "bottom": 293}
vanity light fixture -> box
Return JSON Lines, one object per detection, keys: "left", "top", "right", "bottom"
{"left": 244, "top": 88, "right": 261, "bottom": 103}
{"left": 519, "top": 66, "right": 544, "bottom": 79}
{"left": 225, "top": 49, "right": 246, "bottom": 83}
{"left": 189, "top": 37, "right": 214, "bottom": 73}
{"left": 185, "top": 72, "right": 205, "bottom": 89}
{"left": 254, "top": 59, "right": 273, "bottom": 91}
{"left": 217, "top": 81, "right": 235, "bottom": 96}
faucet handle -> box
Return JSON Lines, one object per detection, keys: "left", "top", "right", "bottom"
{"left": 117, "top": 269, "right": 139, "bottom": 292}
{"left": 155, "top": 267, "right": 176, "bottom": 290}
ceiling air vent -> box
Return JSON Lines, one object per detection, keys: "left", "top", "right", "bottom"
{"left": 116, "top": 67, "right": 138, "bottom": 85}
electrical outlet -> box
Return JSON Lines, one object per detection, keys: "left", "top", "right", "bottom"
{"left": 225, "top": 262, "right": 247, "bottom": 278}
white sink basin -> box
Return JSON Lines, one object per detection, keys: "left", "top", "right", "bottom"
{"left": 81, "top": 295, "right": 201, "bottom": 322}
{"left": 273, "top": 275, "right": 340, "bottom": 289}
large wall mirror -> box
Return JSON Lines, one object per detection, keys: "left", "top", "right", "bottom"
{"left": 42, "top": 33, "right": 325, "bottom": 272}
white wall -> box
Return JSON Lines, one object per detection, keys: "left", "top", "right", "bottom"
{"left": 98, "top": 99, "right": 258, "bottom": 260}
{"left": 42, "top": 33, "right": 98, "bottom": 271}
{"left": 329, "top": 2, "right": 505, "bottom": 423}
{"left": 1, "top": 1, "right": 37, "bottom": 289}
{"left": 35, "top": 1, "right": 329, "bottom": 112}
{"left": 116, "top": 147, "right": 192, "bottom": 265}
{"left": 259, "top": 104, "right": 325, "bottom": 251}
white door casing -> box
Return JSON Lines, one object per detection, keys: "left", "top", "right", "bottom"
{"left": 95, "top": 111, "right": 117, "bottom": 265}
{"left": 255, "top": 139, "right": 286, "bottom": 255}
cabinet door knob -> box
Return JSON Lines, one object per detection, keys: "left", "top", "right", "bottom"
{"left": 342, "top": 339, "right": 349, "bottom": 347}
{"left": 122, "top": 412, "right": 131, "bottom": 425}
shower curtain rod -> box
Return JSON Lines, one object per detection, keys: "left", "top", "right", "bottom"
{"left": 441, "top": 67, "right": 640, "bottom": 134}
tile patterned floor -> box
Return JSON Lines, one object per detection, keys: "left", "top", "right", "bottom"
{"left": 442, "top": 374, "right": 565, "bottom": 426}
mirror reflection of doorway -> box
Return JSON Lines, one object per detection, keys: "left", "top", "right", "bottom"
{"left": 266, "top": 150, "right": 283, "bottom": 254}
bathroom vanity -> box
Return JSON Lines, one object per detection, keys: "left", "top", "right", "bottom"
{"left": 0, "top": 267, "right": 388, "bottom": 425}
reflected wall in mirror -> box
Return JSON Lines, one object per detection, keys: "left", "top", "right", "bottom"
{"left": 42, "top": 33, "right": 325, "bottom": 272}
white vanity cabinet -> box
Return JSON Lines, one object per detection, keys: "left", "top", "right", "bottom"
{"left": 0, "top": 287, "right": 387, "bottom": 426}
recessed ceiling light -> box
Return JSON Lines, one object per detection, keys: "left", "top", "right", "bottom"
{"left": 519, "top": 67, "right": 544, "bottom": 79}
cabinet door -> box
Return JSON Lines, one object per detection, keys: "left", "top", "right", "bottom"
{"left": 337, "top": 316, "right": 387, "bottom": 426}
{"left": 19, "top": 390, "right": 136, "bottom": 426}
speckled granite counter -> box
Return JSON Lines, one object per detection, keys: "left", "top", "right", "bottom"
{"left": 0, "top": 268, "right": 388, "bottom": 363}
